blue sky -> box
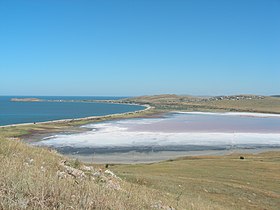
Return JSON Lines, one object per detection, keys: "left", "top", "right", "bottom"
{"left": 0, "top": 0, "right": 279, "bottom": 96}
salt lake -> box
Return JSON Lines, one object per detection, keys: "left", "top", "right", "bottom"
{"left": 36, "top": 112, "right": 280, "bottom": 163}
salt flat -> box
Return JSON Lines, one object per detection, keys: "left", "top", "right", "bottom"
{"left": 36, "top": 112, "right": 280, "bottom": 150}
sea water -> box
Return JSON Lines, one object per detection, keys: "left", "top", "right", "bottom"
{"left": 0, "top": 96, "right": 144, "bottom": 126}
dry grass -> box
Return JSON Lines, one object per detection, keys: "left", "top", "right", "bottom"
{"left": 112, "top": 152, "right": 280, "bottom": 210}
{"left": 3, "top": 135, "right": 278, "bottom": 209}
{"left": 204, "top": 97, "right": 280, "bottom": 113}
{"left": 123, "top": 95, "right": 280, "bottom": 114}
{"left": 0, "top": 137, "right": 177, "bottom": 209}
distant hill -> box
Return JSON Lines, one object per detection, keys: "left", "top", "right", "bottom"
{"left": 120, "top": 94, "right": 280, "bottom": 114}
{"left": 271, "top": 95, "right": 280, "bottom": 97}
{"left": 10, "top": 98, "right": 42, "bottom": 102}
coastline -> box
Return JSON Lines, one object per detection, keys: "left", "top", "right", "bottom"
{"left": 0, "top": 103, "right": 152, "bottom": 128}
{"left": 2, "top": 101, "right": 280, "bottom": 164}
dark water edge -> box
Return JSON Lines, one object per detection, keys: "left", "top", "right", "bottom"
{"left": 0, "top": 96, "right": 144, "bottom": 126}
{"left": 50, "top": 144, "right": 280, "bottom": 155}
{"left": 54, "top": 146, "right": 280, "bottom": 164}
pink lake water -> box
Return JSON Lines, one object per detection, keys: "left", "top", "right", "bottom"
{"left": 37, "top": 112, "right": 280, "bottom": 153}
{"left": 124, "top": 112, "right": 280, "bottom": 133}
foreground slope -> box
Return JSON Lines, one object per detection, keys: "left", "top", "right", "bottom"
{"left": 1, "top": 135, "right": 279, "bottom": 209}
{"left": 0, "top": 137, "right": 177, "bottom": 209}
{"left": 112, "top": 152, "right": 280, "bottom": 210}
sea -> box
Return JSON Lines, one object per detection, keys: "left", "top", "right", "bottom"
{"left": 0, "top": 96, "right": 145, "bottom": 126}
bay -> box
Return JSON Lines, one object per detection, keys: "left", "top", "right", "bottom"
{"left": 0, "top": 96, "right": 144, "bottom": 126}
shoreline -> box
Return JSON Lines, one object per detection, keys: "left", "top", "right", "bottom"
{"left": 30, "top": 110, "right": 280, "bottom": 164}
{"left": 0, "top": 103, "right": 152, "bottom": 128}
{"left": 2, "top": 103, "right": 280, "bottom": 164}
{"left": 64, "top": 147, "right": 280, "bottom": 164}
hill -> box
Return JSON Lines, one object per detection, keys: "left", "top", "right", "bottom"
{"left": 112, "top": 151, "right": 280, "bottom": 210}
{"left": 1, "top": 135, "right": 279, "bottom": 209}
{"left": 10, "top": 98, "right": 42, "bottom": 102}
{"left": 121, "top": 94, "right": 280, "bottom": 114}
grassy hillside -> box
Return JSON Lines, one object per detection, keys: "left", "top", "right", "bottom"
{"left": 0, "top": 137, "right": 178, "bottom": 209}
{"left": 121, "top": 94, "right": 280, "bottom": 114}
{"left": 112, "top": 152, "right": 280, "bottom": 210}
{"left": 2, "top": 135, "right": 279, "bottom": 209}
